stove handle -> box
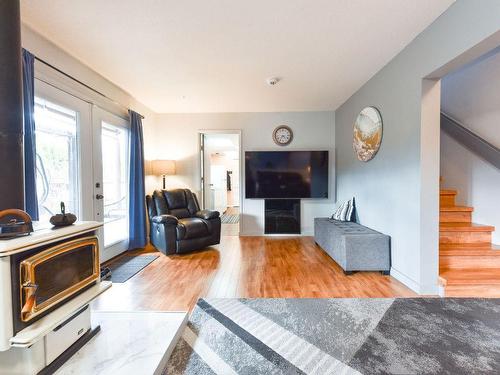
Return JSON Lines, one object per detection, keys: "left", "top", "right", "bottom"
{"left": 21, "top": 283, "right": 38, "bottom": 316}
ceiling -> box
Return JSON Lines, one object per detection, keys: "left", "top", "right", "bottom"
{"left": 21, "top": 0, "right": 454, "bottom": 113}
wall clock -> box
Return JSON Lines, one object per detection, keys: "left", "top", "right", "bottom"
{"left": 273, "top": 125, "right": 293, "bottom": 146}
{"left": 353, "top": 106, "right": 383, "bottom": 162}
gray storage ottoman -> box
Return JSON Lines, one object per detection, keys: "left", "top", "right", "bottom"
{"left": 314, "top": 218, "right": 390, "bottom": 274}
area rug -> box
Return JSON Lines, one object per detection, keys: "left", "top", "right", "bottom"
{"left": 221, "top": 214, "right": 239, "bottom": 224}
{"left": 108, "top": 254, "right": 159, "bottom": 283}
{"left": 165, "top": 298, "right": 500, "bottom": 374}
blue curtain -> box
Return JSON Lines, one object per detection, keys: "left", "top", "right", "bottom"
{"left": 22, "top": 49, "right": 39, "bottom": 220}
{"left": 128, "top": 110, "right": 147, "bottom": 249}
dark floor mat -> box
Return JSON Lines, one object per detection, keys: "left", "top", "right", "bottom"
{"left": 108, "top": 254, "right": 159, "bottom": 283}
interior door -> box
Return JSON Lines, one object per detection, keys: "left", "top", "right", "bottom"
{"left": 93, "top": 106, "right": 130, "bottom": 261}
{"left": 34, "top": 80, "right": 93, "bottom": 223}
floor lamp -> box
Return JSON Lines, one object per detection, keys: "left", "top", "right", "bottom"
{"left": 152, "top": 160, "right": 176, "bottom": 189}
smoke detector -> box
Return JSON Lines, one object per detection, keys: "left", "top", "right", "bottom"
{"left": 266, "top": 77, "right": 280, "bottom": 86}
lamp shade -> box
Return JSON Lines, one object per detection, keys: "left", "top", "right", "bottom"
{"left": 144, "top": 160, "right": 153, "bottom": 175}
{"left": 152, "top": 160, "right": 176, "bottom": 176}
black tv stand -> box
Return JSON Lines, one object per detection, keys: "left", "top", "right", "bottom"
{"left": 264, "top": 199, "right": 301, "bottom": 234}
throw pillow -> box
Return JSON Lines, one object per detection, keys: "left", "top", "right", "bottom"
{"left": 331, "top": 197, "right": 355, "bottom": 222}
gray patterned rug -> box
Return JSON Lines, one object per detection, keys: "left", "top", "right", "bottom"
{"left": 165, "top": 298, "right": 500, "bottom": 374}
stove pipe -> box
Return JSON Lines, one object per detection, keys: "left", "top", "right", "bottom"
{"left": 0, "top": 0, "right": 24, "bottom": 211}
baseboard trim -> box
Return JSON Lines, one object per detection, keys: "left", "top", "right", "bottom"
{"left": 239, "top": 232, "right": 312, "bottom": 237}
{"left": 238, "top": 231, "right": 262, "bottom": 236}
{"left": 438, "top": 284, "right": 446, "bottom": 297}
{"left": 390, "top": 267, "right": 439, "bottom": 296}
{"left": 390, "top": 267, "right": 420, "bottom": 293}
{"left": 419, "top": 283, "right": 440, "bottom": 296}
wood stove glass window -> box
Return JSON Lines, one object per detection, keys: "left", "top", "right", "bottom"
{"left": 19, "top": 237, "right": 99, "bottom": 323}
{"left": 34, "top": 245, "right": 95, "bottom": 306}
{"left": 34, "top": 97, "right": 80, "bottom": 221}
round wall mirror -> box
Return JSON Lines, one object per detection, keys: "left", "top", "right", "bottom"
{"left": 353, "top": 106, "right": 383, "bottom": 162}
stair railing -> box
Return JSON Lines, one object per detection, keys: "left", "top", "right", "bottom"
{"left": 441, "top": 112, "right": 500, "bottom": 170}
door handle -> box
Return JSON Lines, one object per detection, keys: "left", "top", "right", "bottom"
{"left": 95, "top": 194, "right": 104, "bottom": 200}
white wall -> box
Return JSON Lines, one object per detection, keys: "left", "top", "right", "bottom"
{"left": 335, "top": 1, "right": 500, "bottom": 294}
{"left": 151, "top": 112, "right": 335, "bottom": 235}
{"left": 441, "top": 49, "right": 500, "bottom": 243}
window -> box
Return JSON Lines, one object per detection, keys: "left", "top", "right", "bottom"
{"left": 101, "top": 121, "right": 129, "bottom": 246}
{"left": 34, "top": 97, "right": 80, "bottom": 222}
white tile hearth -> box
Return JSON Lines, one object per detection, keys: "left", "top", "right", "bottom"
{"left": 55, "top": 311, "right": 187, "bottom": 375}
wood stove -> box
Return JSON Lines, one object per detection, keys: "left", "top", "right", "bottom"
{"left": 0, "top": 222, "right": 111, "bottom": 374}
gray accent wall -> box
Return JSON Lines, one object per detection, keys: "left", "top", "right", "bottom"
{"left": 335, "top": 1, "right": 500, "bottom": 293}
{"left": 151, "top": 111, "right": 335, "bottom": 236}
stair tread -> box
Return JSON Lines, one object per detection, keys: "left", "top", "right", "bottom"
{"left": 440, "top": 222, "right": 495, "bottom": 232}
{"left": 440, "top": 189, "right": 457, "bottom": 195}
{"left": 440, "top": 206, "right": 473, "bottom": 212}
{"left": 440, "top": 248, "right": 500, "bottom": 256}
{"left": 440, "top": 243, "right": 500, "bottom": 250}
{"left": 439, "top": 268, "right": 500, "bottom": 285}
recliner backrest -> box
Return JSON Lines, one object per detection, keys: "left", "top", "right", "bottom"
{"left": 148, "top": 189, "right": 200, "bottom": 219}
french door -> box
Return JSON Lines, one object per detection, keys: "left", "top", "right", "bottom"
{"left": 34, "top": 80, "right": 93, "bottom": 223}
{"left": 92, "top": 106, "right": 130, "bottom": 260}
{"left": 34, "top": 80, "right": 130, "bottom": 262}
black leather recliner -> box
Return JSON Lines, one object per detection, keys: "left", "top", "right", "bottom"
{"left": 146, "top": 189, "right": 221, "bottom": 255}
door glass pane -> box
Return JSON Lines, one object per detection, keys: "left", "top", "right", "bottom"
{"left": 34, "top": 97, "right": 80, "bottom": 222}
{"left": 101, "top": 122, "right": 129, "bottom": 247}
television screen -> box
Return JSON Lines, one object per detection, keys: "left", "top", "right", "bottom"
{"left": 245, "top": 151, "right": 329, "bottom": 199}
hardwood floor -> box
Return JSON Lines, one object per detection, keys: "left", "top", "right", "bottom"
{"left": 93, "top": 236, "right": 415, "bottom": 312}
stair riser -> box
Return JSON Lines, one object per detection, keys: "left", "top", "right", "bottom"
{"left": 439, "top": 211, "right": 472, "bottom": 223}
{"left": 440, "top": 195, "right": 456, "bottom": 207}
{"left": 442, "top": 285, "right": 500, "bottom": 298}
{"left": 440, "top": 231, "right": 491, "bottom": 244}
{"left": 440, "top": 256, "right": 500, "bottom": 269}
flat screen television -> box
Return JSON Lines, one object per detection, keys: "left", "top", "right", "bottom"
{"left": 245, "top": 150, "right": 329, "bottom": 199}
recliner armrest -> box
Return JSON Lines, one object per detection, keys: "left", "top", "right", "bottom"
{"left": 195, "top": 210, "right": 220, "bottom": 220}
{"left": 151, "top": 214, "right": 178, "bottom": 225}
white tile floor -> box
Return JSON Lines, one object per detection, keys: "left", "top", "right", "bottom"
{"left": 56, "top": 311, "right": 187, "bottom": 375}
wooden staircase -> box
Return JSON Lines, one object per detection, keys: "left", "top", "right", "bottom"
{"left": 439, "top": 187, "right": 500, "bottom": 297}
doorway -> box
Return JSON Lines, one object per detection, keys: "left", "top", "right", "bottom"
{"left": 420, "top": 41, "right": 500, "bottom": 296}
{"left": 199, "top": 131, "right": 241, "bottom": 236}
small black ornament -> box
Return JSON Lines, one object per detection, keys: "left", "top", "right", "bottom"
{"left": 50, "top": 202, "right": 77, "bottom": 227}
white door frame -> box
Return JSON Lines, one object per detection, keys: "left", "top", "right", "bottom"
{"left": 198, "top": 129, "right": 242, "bottom": 234}
{"left": 92, "top": 105, "right": 130, "bottom": 261}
